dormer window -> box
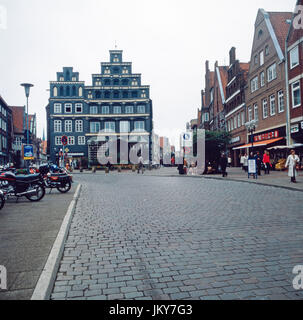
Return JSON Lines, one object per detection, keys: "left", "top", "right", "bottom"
{"left": 104, "top": 67, "right": 110, "bottom": 74}
{"left": 88, "top": 91, "right": 93, "bottom": 99}
{"left": 113, "top": 55, "right": 119, "bottom": 62}
{"left": 72, "top": 77, "right": 76, "bottom": 81}
{"left": 122, "top": 67, "right": 129, "bottom": 74}
{"left": 131, "top": 79, "right": 138, "bottom": 86}
{"left": 258, "top": 29, "right": 263, "bottom": 39}
{"left": 141, "top": 91, "right": 146, "bottom": 98}
{"left": 60, "top": 77, "right": 64, "bottom": 81}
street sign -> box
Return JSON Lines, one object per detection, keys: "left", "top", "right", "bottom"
{"left": 181, "top": 132, "right": 193, "bottom": 147}
{"left": 23, "top": 144, "right": 34, "bottom": 160}
{"left": 61, "top": 135, "right": 68, "bottom": 146}
{"left": 248, "top": 159, "right": 257, "bottom": 179}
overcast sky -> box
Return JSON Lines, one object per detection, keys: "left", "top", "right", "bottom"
{"left": 0, "top": 0, "right": 295, "bottom": 147}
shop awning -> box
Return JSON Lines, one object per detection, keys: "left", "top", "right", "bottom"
{"left": 232, "top": 137, "right": 284, "bottom": 150}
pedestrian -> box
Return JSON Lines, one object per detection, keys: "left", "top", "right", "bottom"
{"left": 243, "top": 153, "right": 248, "bottom": 172}
{"left": 255, "top": 151, "right": 262, "bottom": 176}
{"left": 285, "top": 149, "right": 300, "bottom": 183}
{"left": 219, "top": 153, "right": 228, "bottom": 177}
{"left": 137, "top": 155, "right": 144, "bottom": 174}
{"left": 240, "top": 153, "right": 245, "bottom": 170}
{"left": 263, "top": 150, "right": 271, "bottom": 175}
{"left": 228, "top": 155, "right": 232, "bottom": 167}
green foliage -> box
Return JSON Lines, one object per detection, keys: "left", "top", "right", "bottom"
{"left": 205, "top": 130, "right": 231, "bottom": 162}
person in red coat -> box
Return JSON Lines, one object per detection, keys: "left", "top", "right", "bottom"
{"left": 263, "top": 151, "right": 271, "bottom": 175}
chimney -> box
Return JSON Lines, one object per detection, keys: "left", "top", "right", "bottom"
{"left": 229, "top": 47, "right": 236, "bottom": 65}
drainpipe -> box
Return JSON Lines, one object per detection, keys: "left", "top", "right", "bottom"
{"left": 285, "top": 17, "right": 294, "bottom": 147}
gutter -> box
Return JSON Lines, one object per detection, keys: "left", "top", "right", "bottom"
{"left": 285, "top": 7, "right": 296, "bottom": 147}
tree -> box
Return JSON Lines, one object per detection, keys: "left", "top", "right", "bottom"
{"left": 205, "top": 130, "right": 231, "bottom": 164}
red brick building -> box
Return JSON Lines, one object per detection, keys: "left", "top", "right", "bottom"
{"left": 225, "top": 47, "right": 249, "bottom": 166}
{"left": 287, "top": 0, "right": 303, "bottom": 147}
{"left": 244, "top": 9, "right": 292, "bottom": 154}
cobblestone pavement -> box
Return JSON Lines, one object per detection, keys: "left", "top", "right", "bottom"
{"left": 51, "top": 174, "right": 303, "bottom": 300}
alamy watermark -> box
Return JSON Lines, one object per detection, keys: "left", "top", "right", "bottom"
{"left": 94, "top": 129, "right": 205, "bottom": 173}
{"left": 0, "top": 265, "right": 7, "bottom": 290}
{"left": 0, "top": 4, "right": 7, "bottom": 30}
{"left": 293, "top": 5, "right": 303, "bottom": 30}
{"left": 293, "top": 265, "right": 303, "bottom": 290}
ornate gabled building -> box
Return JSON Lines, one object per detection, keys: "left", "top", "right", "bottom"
{"left": 46, "top": 50, "right": 153, "bottom": 167}
{"left": 244, "top": 9, "right": 292, "bottom": 151}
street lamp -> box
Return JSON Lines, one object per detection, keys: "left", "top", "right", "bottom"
{"left": 245, "top": 119, "right": 258, "bottom": 150}
{"left": 20, "top": 83, "right": 34, "bottom": 170}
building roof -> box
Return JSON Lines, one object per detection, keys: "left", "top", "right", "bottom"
{"left": 10, "top": 106, "right": 25, "bottom": 134}
{"left": 267, "top": 11, "right": 293, "bottom": 53}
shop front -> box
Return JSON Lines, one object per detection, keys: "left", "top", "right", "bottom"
{"left": 228, "top": 135, "right": 244, "bottom": 167}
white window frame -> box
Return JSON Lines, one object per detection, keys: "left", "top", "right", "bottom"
{"left": 90, "top": 106, "right": 98, "bottom": 114}
{"left": 248, "top": 106, "right": 253, "bottom": 122}
{"left": 64, "top": 103, "right": 72, "bottom": 113}
{"left": 78, "top": 136, "right": 86, "bottom": 145}
{"left": 102, "top": 106, "right": 110, "bottom": 114}
{"left": 54, "top": 120, "right": 62, "bottom": 133}
{"left": 270, "top": 94, "right": 276, "bottom": 116}
{"left": 137, "top": 105, "right": 145, "bottom": 113}
{"left": 260, "top": 71, "right": 265, "bottom": 87}
{"left": 241, "top": 111, "right": 245, "bottom": 126}
{"left": 260, "top": 51, "right": 264, "bottom": 66}
{"left": 125, "top": 106, "right": 134, "bottom": 114}
{"left": 263, "top": 99, "right": 268, "bottom": 119}
{"left": 54, "top": 103, "right": 62, "bottom": 113}
{"left": 278, "top": 91, "right": 284, "bottom": 113}
{"left": 254, "top": 104, "right": 258, "bottom": 121}
{"left": 65, "top": 120, "right": 73, "bottom": 132}
{"left": 267, "top": 63, "right": 277, "bottom": 82}
{"left": 134, "top": 121, "right": 145, "bottom": 132}
{"left": 292, "top": 81, "right": 301, "bottom": 108}
{"left": 290, "top": 46, "right": 299, "bottom": 69}
{"left": 75, "top": 120, "right": 83, "bottom": 132}
{"left": 55, "top": 136, "right": 62, "bottom": 146}
{"left": 90, "top": 122, "right": 100, "bottom": 133}
{"left": 120, "top": 121, "right": 130, "bottom": 133}
{"left": 104, "top": 121, "right": 115, "bottom": 133}
{"left": 251, "top": 76, "right": 259, "bottom": 93}
{"left": 113, "top": 106, "right": 121, "bottom": 114}
{"left": 75, "top": 103, "right": 83, "bottom": 113}
{"left": 68, "top": 136, "right": 75, "bottom": 145}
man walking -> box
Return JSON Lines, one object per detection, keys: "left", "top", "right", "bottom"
{"left": 137, "top": 155, "right": 144, "bottom": 174}
{"left": 256, "top": 151, "right": 262, "bottom": 176}
{"left": 220, "top": 153, "right": 228, "bottom": 178}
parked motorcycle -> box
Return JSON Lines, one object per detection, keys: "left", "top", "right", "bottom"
{"left": 0, "top": 171, "right": 46, "bottom": 204}
{"left": 39, "top": 164, "right": 73, "bottom": 193}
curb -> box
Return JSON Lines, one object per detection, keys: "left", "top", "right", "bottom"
{"left": 31, "top": 184, "right": 82, "bottom": 300}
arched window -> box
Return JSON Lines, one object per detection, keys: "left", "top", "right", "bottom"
{"left": 258, "top": 29, "right": 263, "bottom": 39}
{"left": 79, "top": 87, "right": 83, "bottom": 96}
{"left": 113, "top": 67, "right": 120, "bottom": 74}
{"left": 104, "top": 79, "right": 111, "bottom": 86}
{"left": 122, "top": 79, "right": 129, "bottom": 86}
{"left": 66, "top": 86, "right": 70, "bottom": 96}
{"left": 72, "top": 86, "right": 76, "bottom": 96}
{"left": 53, "top": 86, "right": 58, "bottom": 97}
{"left": 59, "top": 86, "right": 64, "bottom": 96}
{"left": 122, "top": 91, "right": 128, "bottom": 98}
{"left": 113, "top": 79, "right": 119, "bottom": 86}
{"left": 104, "top": 91, "right": 110, "bottom": 99}
{"left": 114, "top": 90, "right": 119, "bottom": 99}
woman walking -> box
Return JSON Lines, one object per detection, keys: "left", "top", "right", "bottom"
{"left": 263, "top": 150, "right": 271, "bottom": 175}
{"left": 285, "top": 149, "right": 300, "bottom": 183}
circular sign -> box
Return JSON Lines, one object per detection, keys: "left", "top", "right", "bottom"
{"left": 61, "top": 136, "right": 68, "bottom": 146}
{"left": 184, "top": 147, "right": 191, "bottom": 154}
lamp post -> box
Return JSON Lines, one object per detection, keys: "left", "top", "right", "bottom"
{"left": 20, "top": 83, "right": 34, "bottom": 170}
{"left": 245, "top": 119, "right": 258, "bottom": 152}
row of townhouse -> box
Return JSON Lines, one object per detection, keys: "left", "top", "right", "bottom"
{"left": 197, "top": 1, "right": 303, "bottom": 167}
{"left": 0, "top": 95, "right": 39, "bottom": 167}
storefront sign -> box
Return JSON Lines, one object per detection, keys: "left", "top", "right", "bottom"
{"left": 67, "top": 153, "right": 84, "bottom": 157}
{"left": 23, "top": 144, "right": 34, "bottom": 160}
{"left": 231, "top": 136, "right": 240, "bottom": 144}
{"left": 254, "top": 130, "right": 279, "bottom": 142}
{"left": 291, "top": 125, "right": 299, "bottom": 134}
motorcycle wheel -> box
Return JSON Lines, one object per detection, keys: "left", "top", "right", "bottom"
{"left": 0, "top": 193, "right": 5, "bottom": 210}
{"left": 57, "top": 181, "right": 72, "bottom": 193}
{"left": 25, "top": 183, "right": 46, "bottom": 202}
